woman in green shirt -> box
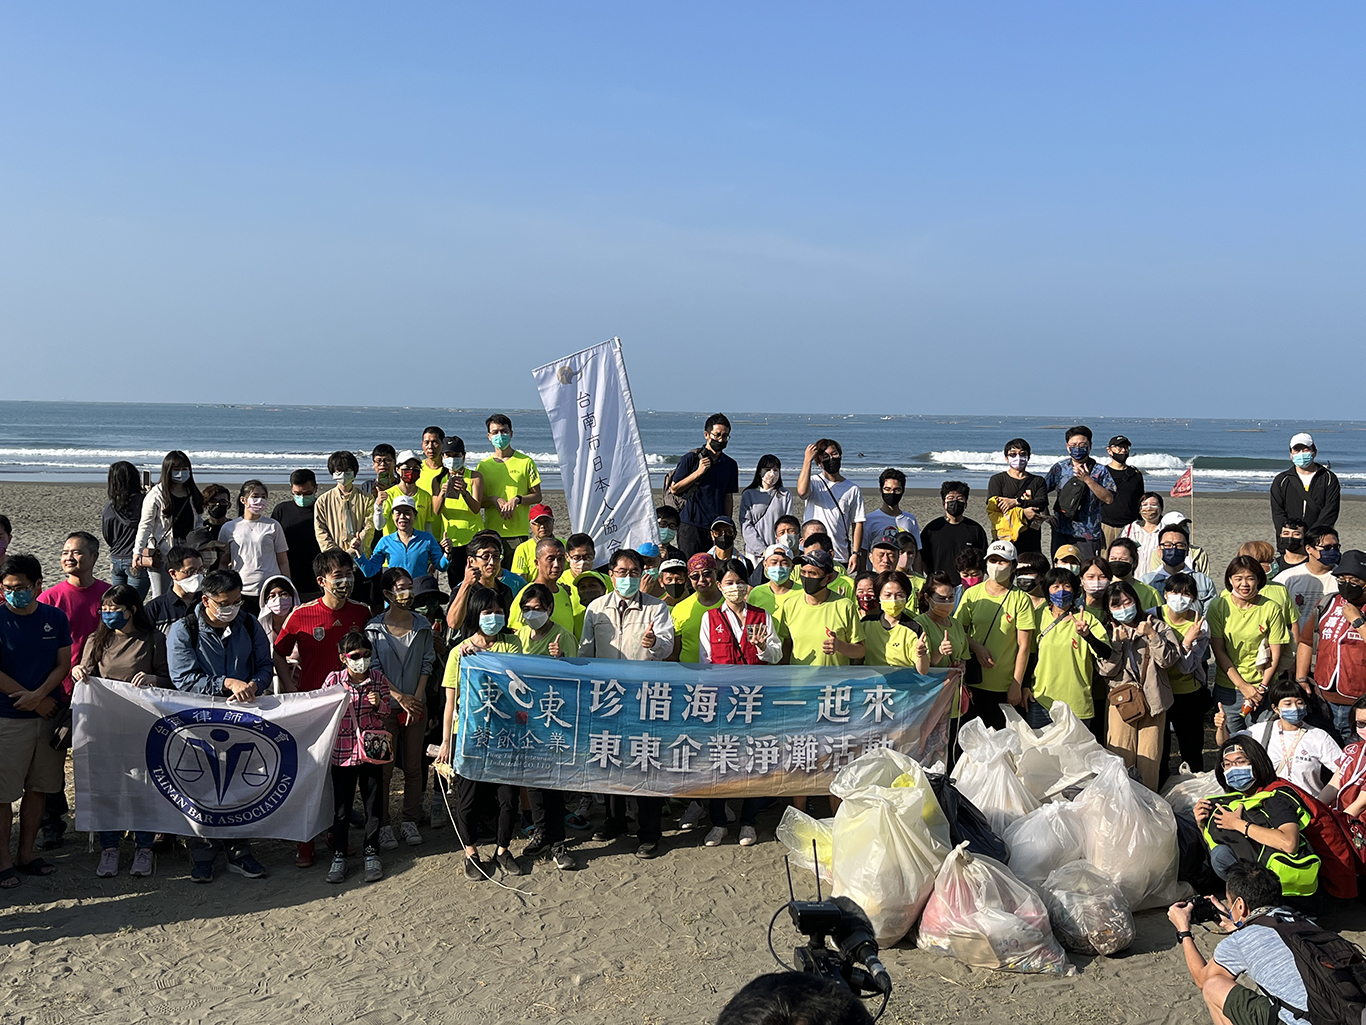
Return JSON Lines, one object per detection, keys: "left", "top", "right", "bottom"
{"left": 1208, "top": 556, "right": 1289, "bottom": 739}
{"left": 913, "top": 572, "right": 969, "bottom": 670}
{"left": 1159, "top": 572, "right": 1212, "bottom": 774}
{"left": 861, "top": 571, "right": 929, "bottom": 672}
{"left": 513, "top": 583, "right": 577, "bottom": 657}
{"left": 437, "top": 586, "right": 524, "bottom": 880}
{"left": 1023, "top": 568, "right": 1111, "bottom": 730}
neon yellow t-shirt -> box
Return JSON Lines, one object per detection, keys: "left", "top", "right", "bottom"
{"left": 379, "top": 485, "right": 435, "bottom": 537}
{"left": 508, "top": 581, "right": 577, "bottom": 638}
{"left": 515, "top": 621, "right": 578, "bottom": 658}
{"left": 435, "top": 469, "right": 482, "bottom": 546}
{"left": 670, "top": 592, "right": 724, "bottom": 664}
{"left": 1032, "top": 608, "right": 1109, "bottom": 720}
{"left": 953, "top": 584, "right": 1038, "bottom": 693}
{"left": 862, "top": 617, "right": 927, "bottom": 668}
{"left": 1206, "top": 593, "right": 1290, "bottom": 691}
{"left": 418, "top": 463, "right": 445, "bottom": 498}
{"left": 440, "top": 638, "right": 523, "bottom": 713}
{"left": 477, "top": 452, "right": 542, "bottom": 538}
{"left": 913, "top": 613, "right": 970, "bottom": 669}
{"left": 1162, "top": 606, "right": 1203, "bottom": 696}
{"left": 777, "top": 595, "right": 864, "bottom": 667}
{"left": 749, "top": 582, "right": 798, "bottom": 617}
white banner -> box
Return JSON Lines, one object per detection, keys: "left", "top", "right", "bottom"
{"left": 532, "top": 337, "right": 659, "bottom": 557}
{"left": 72, "top": 678, "right": 348, "bottom": 841}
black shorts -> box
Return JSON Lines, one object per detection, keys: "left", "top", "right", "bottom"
{"left": 1222, "top": 984, "right": 1274, "bottom": 1025}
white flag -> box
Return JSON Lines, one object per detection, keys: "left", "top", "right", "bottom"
{"left": 532, "top": 338, "right": 659, "bottom": 556}
{"left": 72, "top": 678, "right": 347, "bottom": 841}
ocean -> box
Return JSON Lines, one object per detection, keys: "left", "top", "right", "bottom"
{"left": 0, "top": 401, "right": 1362, "bottom": 495}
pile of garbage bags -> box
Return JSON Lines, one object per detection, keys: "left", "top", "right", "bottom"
{"left": 778, "top": 702, "right": 1191, "bottom": 974}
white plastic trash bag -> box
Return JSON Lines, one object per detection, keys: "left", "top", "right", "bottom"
{"left": 1072, "top": 753, "right": 1183, "bottom": 911}
{"left": 1003, "top": 702, "right": 1107, "bottom": 796}
{"left": 1002, "top": 802, "right": 1085, "bottom": 887}
{"left": 1042, "top": 861, "right": 1135, "bottom": 956}
{"left": 952, "top": 719, "right": 1040, "bottom": 836}
{"left": 1160, "top": 765, "right": 1221, "bottom": 818}
{"left": 828, "top": 748, "right": 952, "bottom": 946}
{"left": 777, "top": 805, "right": 833, "bottom": 885}
{"left": 917, "top": 843, "right": 1074, "bottom": 976}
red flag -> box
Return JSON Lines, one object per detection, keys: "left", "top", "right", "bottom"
{"left": 1171, "top": 467, "right": 1193, "bottom": 498}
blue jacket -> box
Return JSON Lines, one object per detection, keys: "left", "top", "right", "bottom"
{"left": 168, "top": 606, "right": 274, "bottom": 695}
{"left": 356, "top": 530, "right": 448, "bottom": 580}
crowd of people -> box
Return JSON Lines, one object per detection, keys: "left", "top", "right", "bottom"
{"left": 1, "top": 414, "right": 1362, "bottom": 963}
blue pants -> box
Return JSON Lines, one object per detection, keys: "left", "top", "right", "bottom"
{"left": 1025, "top": 699, "right": 1092, "bottom": 733}
{"left": 109, "top": 557, "right": 151, "bottom": 599}
{"left": 1210, "top": 844, "right": 1240, "bottom": 880}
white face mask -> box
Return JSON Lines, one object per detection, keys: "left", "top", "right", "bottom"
{"left": 521, "top": 609, "right": 550, "bottom": 630}
{"left": 761, "top": 469, "right": 779, "bottom": 489}
{"left": 443, "top": 456, "right": 463, "bottom": 471}
{"left": 1083, "top": 579, "right": 1109, "bottom": 594}
{"left": 1166, "top": 593, "right": 1195, "bottom": 614}
{"left": 245, "top": 497, "right": 267, "bottom": 515}
{"left": 332, "top": 470, "right": 355, "bottom": 486}
{"left": 987, "top": 563, "right": 1012, "bottom": 583}
{"left": 212, "top": 601, "right": 241, "bottom": 623}
{"left": 345, "top": 656, "right": 372, "bottom": 675}
{"left": 178, "top": 572, "right": 204, "bottom": 594}
{"left": 265, "top": 594, "right": 294, "bottom": 616}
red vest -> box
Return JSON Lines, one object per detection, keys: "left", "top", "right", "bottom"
{"left": 705, "top": 604, "right": 768, "bottom": 665}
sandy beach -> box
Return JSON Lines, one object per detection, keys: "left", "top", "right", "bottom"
{"left": 2, "top": 481, "right": 1364, "bottom": 1025}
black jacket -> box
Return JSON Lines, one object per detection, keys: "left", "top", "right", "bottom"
{"left": 1269, "top": 465, "right": 1340, "bottom": 534}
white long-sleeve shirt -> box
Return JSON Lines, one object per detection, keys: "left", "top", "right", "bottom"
{"left": 698, "top": 606, "right": 783, "bottom": 664}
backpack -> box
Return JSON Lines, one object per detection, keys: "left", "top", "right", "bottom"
{"left": 1055, "top": 475, "right": 1091, "bottom": 521}
{"left": 1248, "top": 911, "right": 1366, "bottom": 1025}
{"left": 661, "top": 448, "right": 703, "bottom": 512}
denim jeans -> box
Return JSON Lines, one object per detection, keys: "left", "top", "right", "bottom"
{"left": 110, "top": 557, "right": 151, "bottom": 599}
{"left": 1328, "top": 702, "right": 1354, "bottom": 744}
{"left": 101, "top": 829, "right": 156, "bottom": 850}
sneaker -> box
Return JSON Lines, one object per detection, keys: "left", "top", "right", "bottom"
{"left": 550, "top": 842, "right": 577, "bottom": 871}
{"left": 190, "top": 859, "right": 214, "bottom": 884}
{"left": 326, "top": 854, "right": 347, "bottom": 884}
{"left": 96, "top": 848, "right": 120, "bottom": 878}
{"left": 703, "top": 826, "right": 728, "bottom": 847}
{"left": 400, "top": 822, "right": 423, "bottom": 847}
{"left": 295, "top": 841, "right": 315, "bottom": 868}
{"left": 378, "top": 826, "right": 400, "bottom": 851}
{"left": 523, "top": 830, "right": 552, "bottom": 859}
{"left": 592, "top": 821, "right": 624, "bottom": 842}
{"left": 738, "top": 825, "right": 758, "bottom": 847}
{"left": 635, "top": 840, "right": 660, "bottom": 860}
{"left": 130, "top": 848, "right": 155, "bottom": 877}
{"left": 464, "top": 854, "right": 486, "bottom": 882}
{"left": 37, "top": 826, "right": 65, "bottom": 851}
{"left": 226, "top": 854, "right": 268, "bottom": 879}
{"left": 495, "top": 849, "right": 522, "bottom": 876}
{"left": 364, "top": 851, "right": 383, "bottom": 883}
{"left": 678, "top": 801, "right": 705, "bottom": 831}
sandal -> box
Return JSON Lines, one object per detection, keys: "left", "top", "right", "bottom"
{"left": 16, "top": 858, "right": 55, "bottom": 876}
{"left": 0, "top": 866, "right": 19, "bottom": 889}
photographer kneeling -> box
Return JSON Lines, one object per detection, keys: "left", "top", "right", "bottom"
{"left": 1169, "top": 863, "right": 1337, "bottom": 1025}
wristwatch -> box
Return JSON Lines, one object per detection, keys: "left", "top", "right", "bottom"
{"left": 1176, "top": 931, "right": 1193, "bottom": 941}
{"left": 1350, "top": 615, "right": 1366, "bottom": 631}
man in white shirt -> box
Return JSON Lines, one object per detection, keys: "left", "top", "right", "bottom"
{"left": 1275, "top": 526, "right": 1340, "bottom": 620}
{"left": 797, "top": 438, "right": 865, "bottom": 570}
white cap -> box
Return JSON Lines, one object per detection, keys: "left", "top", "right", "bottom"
{"left": 1159, "top": 511, "right": 1190, "bottom": 529}
{"left": 1289, "top": 432, "right": 1314, "bottom": 449}
{"left": 762, "top": 543, "right": 794, "bottom": 562}
{"left": 395, "top": 448, "right": 420, "bottom": 465}
{"left": 986, "top": 539, "right": 1017, "bottom": 561}
{"left": 391, "top": 494, "right": 417, "bottom": 512}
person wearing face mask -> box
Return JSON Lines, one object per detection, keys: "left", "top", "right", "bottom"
{"left": 669, "top": 553, "right": 726, "bottom": 663}
{"left": 668, "top": 414, "right": 739, "bottom": 558}
{"left": 658, "top": 558, "right": 690, "bottom": 609}
{"left": 1208, "top": 556, "right": 1289, "bottom": 740}
{"left": 1295, "top": 550, "right": 1366, "bottom": 743}
{"left": 512, "top": 582, "right": 577, "bottom": 658}
{"left": 853, "top": 572, "right": 878, "bottom": 618}
{"left": 1052, "top": 543, "right": 1083, "bottom": 577}
{"left": 433, "top": 437, "right": 485, "bottom": 590}
{"left": 799, "top": 533, "right": 856, "bottom": 600}
{"left": 315, "top": 450, "right": 376, "bottom": 563}
{"left": 707, "top": 515, "right": 751, "bottom": 575}
{"left": 1274, "top": 526, "right": 1341, "bottom": 623}
{"left": 738, "top": 455, "right": 794, "bottom": 568}
{"left": 358, "top": 443, "right": 398, "bottom": 498}
{"left": 1230, "top": 679, "right": 1342, "bottom": 801}
{"left": 1096, "top": 580, "right": 1180, "bottom": 790}
{"left": 102, "top": 461, "right": 150, "bottom": 599}
{"left": 1268, "top": 517, "right": 1309, "bottom": 578}
{"left": 199, "top": 483, "right": 233, "bottom": 537}
{"left": 861, "top": 468, "right": 922, "bottom": 566}
{"left": 558, "top": 533, "right": 601, "bottom": 633}
{"left": 266, "top": 469, "right": 322, "bottom": 602}
{"left": 862, "top": 570, "right": 930, "bottom": 673}
{"left": 508, "top": 538, "right": 577, "bottom": 639}
{"left": 987, "top": 439, "right": 1049, "bottom": 555}
{"left": 144, "top": 546, "right": 204, "bottom": 636}
{"left": 954, "top": 540, "right": 1036, "bottom": 730}
{"left": 919, "top": 481, "right": 988, "bottom": 585}
{"left": 1319, "top": 695, "right": 1366, "bottom": 817}
{"left": 1270, "top": 431, "right": 1341, "bottom": 537}
{"left": 375, "top": 450, "right": 436, "bottom": 540}
{"left": 166, "top": 569, "right": 272, "bottom": 882}
{"left": 416, "top": 425, "right": 447, "bottom": 498}
{"left": 913, "top": 573, "right": 968, "bottom": 674}
{"left": 655, "top": 506, "right": 686, "bottom": 564}
{"left": 478, "top": 414, "right": 543, "bottom": 563}
{"left": 797, "top": 438, "right": 865, "bottom": 570}
{"left": 1152, "top": 574, "right": 1209, "bottom": 773}
{"left": 133, "top": 451, "right": 204, "bottom": 599}
{"left": 1100, "top": 435, "right": 1145, "bottom": 547}
{"left": 321, "top": 631, "right": 392, "bottom": 885}
{"left": 71, "top": 584, "right": 169, "bottom": 877}
{"left": 953, "top": 549, "right": 985, "bottom": 606}
{"left": 1139, "top": 523, "right": 1217, "bottom": 612}
{"left": 510, "top": 505, "right": 561, "bottom": 583}
{"left": 1023, "top": 568, "right": 1111, "bottom": 730}
{"left": 1043, "top": 426, "right": 1116, "bottom": 561}
{"left": 748, "top": 543, "right": 798, "bottom": 618}
{"left": 256, "top": 574, "right": 300, "bottom": 652}
{"left": 774, "top": 549, "right": 864, "bottom": 667}
{"left": 1104, "top": 538, "right": 1163, "bottom": 613}
{"left": 1078, "top": 557, "right": 1112, "bottom": 617}
{"left": 1121, "top": 491, "right": 1165, "bottom": 575}
{"left": 364, "top": 568, "right": 435, "bottom": 852}
{"left": 219, "top": 480, "right": 290, "bottom": 616}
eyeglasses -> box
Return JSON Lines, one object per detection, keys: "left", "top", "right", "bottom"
{"left": 1160, "top": 544, "right": 1189, "bottom": 552}
{"left": 209, "top": 598, "right": 243, "bottom": 610}
{"left": 1314, "top": 544, "right": 1341, "bottom": 552}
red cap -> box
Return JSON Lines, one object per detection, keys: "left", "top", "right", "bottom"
{"left": 528, "top": 503, "right": 554, "bottom": 522}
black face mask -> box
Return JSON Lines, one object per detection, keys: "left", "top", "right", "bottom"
{"left": 1339, "top": 580, "right": 1366, "bottom": 606}
{"left": 882, "top": 491, "right": 903, "bottom": 507}
{"left": 709, "top": 438, "right": 727, "bottom": 452}
{"left": 1110, "top": 560, "right": 1133, "bottom": 579}
{"left": 1279, "top": 536, "right": 1305, "bottom": 554}
{"left": 945, "top": 500, "right": 966, "bottom": 518}
{"left": 208, "top": 502, "right": 229, "bottom": 518}
{"left": 1111, "top": 452, "right": 1129, "bottom": 464}
{"left": 822, "top": 457, "right": 842, "bottom": 475}
{"left": 801, "top": 576, "right": 826, "bottom": 596}
{"left": 713, "top": 533, "right": 735, "bottom": 549}
{"left": 663, "top": 582, "right": 686, "bottom": 599}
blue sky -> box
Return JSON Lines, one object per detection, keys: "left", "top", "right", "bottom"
{"left": 1, "top": 4, "right": 1361, "bottom": 417}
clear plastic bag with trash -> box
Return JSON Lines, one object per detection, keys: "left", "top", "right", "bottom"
{"left": 1160, "top": 764, "right": 1222, "bottom": 818}
{"left": 1001, "top": 802, "right": 1085, "bottom": 887}
{"left": 917, "top": 842, "right": 1074, "bottom": 976}
{"left": 776, "top": 805, "right": 833, "bottom": 885}
{"left": 950, "top": 719, "right": 1041, "bottom": 836}
{"left": 1002, "top": 702, "right": 1108, "bottom": 798}
{"left": 1072, "top": 752, "right": 1190, "bottom": 911}
{"left": 823, "top": 748, "right": 953, "bottom": 946}
{"left": 1042, "top": 860, "right": 1135, "bottom": 956}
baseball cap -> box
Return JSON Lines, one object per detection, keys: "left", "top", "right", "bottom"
{"left": 1290, "top": 432, "right": 1315, "bottom": 449}
{"left": 660, "top": 558, "right": 687, "bottom": 573}
{"left": 395, "top": 449, "right": 420, "bottom": 466}
{"left": 636, "top": 542, "right": 660, "bottom": 559}
{"left": 710, "top": 515, "right": 737, "bottom": 530}
{"left": 1333, "top": 550, "right": 1366, "bottom": 580}
{"left": 800, "top": 549, "right": 835, "bottom": 573}
{"left": 1108, "top": 435, "right": 1131, "bottom": 448}
{"left": 870, "top": 528, "right": 900, "bottom": 550}
{"left": 528, "top": 503, "right": 553, "bottom": 522}
{"left": 442, "top": 438, "right": 464, "bottom": 455}
{"left": 762, "top": 542, "right": 794, "bottom": 561}
{"left": 1054, "top": 544, "right": 1082, "bottom": 563}
{"left": 986, "top": 540, "right": 1018, "bottom": 562}
{"left": 391, "top": 494, "right": 417, "bottom": 512}
{"left": 1159, "top": 511, "right": 1190, "bottom": 530}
